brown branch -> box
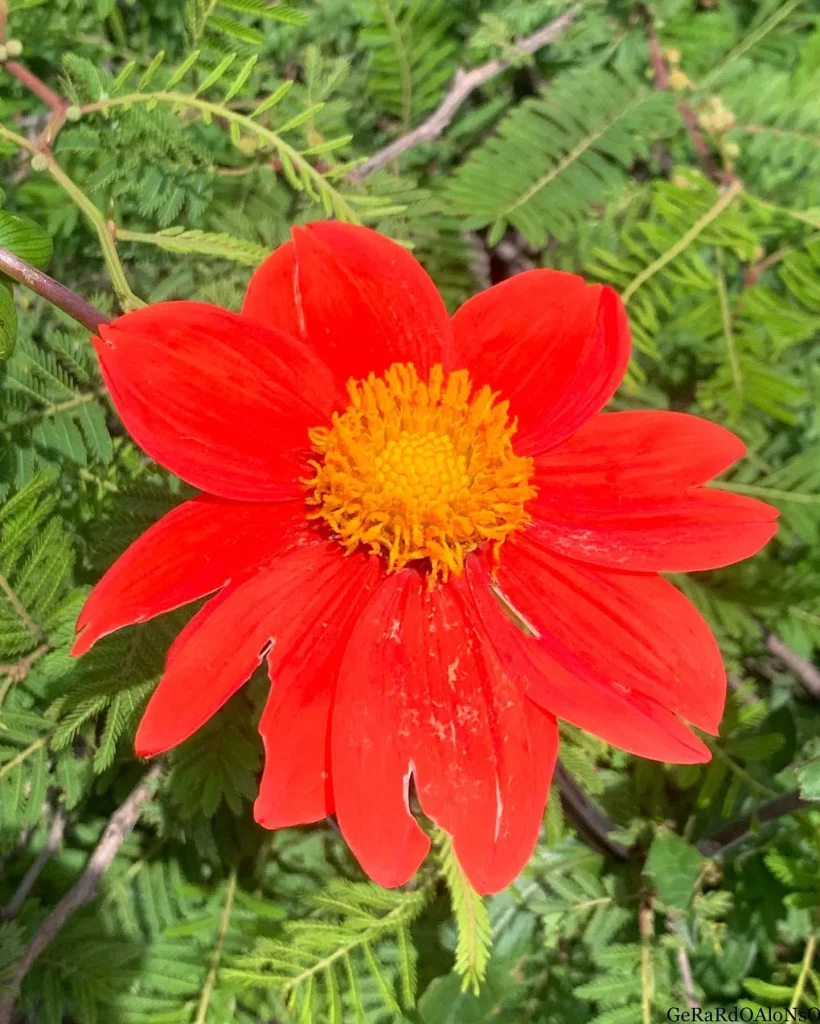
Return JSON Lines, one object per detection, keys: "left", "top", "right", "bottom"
{"left": 744, "top": 243, "right": 795, "bottom": 287}
{"left": 0, "top": 642, "right": 50, "bottom": 709}
{"left": 697, "top": 789, "right": 812, "bottom": 857}
{"left": 554, "top": 761, "right": 631, "bottom": 862}
{"left": 0, "top": 642, "right": 49, "bottom": 683}
{"left": 641, "top": 5, "right": 724, "bottom": 184}
{"left": 349, "top": 7, "right": 576, "bottom": 182}
{"left": 765, "top": 633, "right": 820, "bottom": 701}
{"left": 3, "top": 61, "right": 69, "bottom": 149}
{"left": 1, "top": 805, "right": 67, "bottom": 921}
{"left": 0, "top": 762, "right": 163, "bottom": 1023}
{"left": 0, "top": 247, "right": 111, "bottom": 332}
{"left": 668, "top": 912, "right": 701, "bottom": 1009}
{"left": 5, "top": 62, "right": 65, "bottom": 117}
{"left": 0, "top": 571, "right": 44, "bottom": 643}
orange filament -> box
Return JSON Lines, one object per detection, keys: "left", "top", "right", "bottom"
{"left": 305, "top": 363, "right": 536, "bottom": 583}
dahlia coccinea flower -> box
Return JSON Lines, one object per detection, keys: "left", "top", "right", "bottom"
{"left": 73, "top": 222, "right": 778, "bottom": 893}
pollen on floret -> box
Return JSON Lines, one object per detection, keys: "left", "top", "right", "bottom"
{"left": 304, "top": 362, "right": 536, "bottom": 584}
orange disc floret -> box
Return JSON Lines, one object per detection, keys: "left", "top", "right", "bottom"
{"left": 305, "top": 362, "right": 536, "bottom": 582}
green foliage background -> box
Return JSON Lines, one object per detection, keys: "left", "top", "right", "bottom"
{"left": 1, "top": 0, "right": 820, "bottom": 1021}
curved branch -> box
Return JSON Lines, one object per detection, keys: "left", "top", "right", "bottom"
{"left": 554, "top": 761, "right": 631, "bottom": 862}
{"left": 0, "top": 762, "right": 164, "bottom": 1024}
{"left": 0, "top": 247, "right": 111, "bottom": 331}
{"left": 766, "top": 633, "right": 820, "bottom": 701}
{"left": 349, "top": 7, "right": 577, "bottom": 181}
{"left": 697, "top": 789, "right": 813, "bottom": 856}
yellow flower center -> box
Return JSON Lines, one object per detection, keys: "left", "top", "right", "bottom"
{"left": 305, "top": 362, "right": 536, "bottom": 582}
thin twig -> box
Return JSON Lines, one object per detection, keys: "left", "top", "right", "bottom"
{"left": 0, "top": 642, "right": 49, "bottom": 684}
{"left": 0, "top": 571, "right": 44, "bottom": 644}
{"left": 0, "top": 762, "right": 164, "bottom": 1023}
{"left": 622, "top": 178, "right": 744, "bottom": 305}
{"left": 642, "top": 5, "right": 724, "bottom": 184}
{"left": 715, "top": 247, "right": 742, "bottom": 400}
{"left": 0, "top": 642, "right": 50, "bottom": 708}
{"left": 195, "top": 867, "right": 238, "bottom": 1024}
{"left": 698, "top": 789, "right": 813, "bottom": 856}
{"left": 765, "top": 633, "right": 820, "bottom": 701}
{"left": 349, "top": 7, "right": 577, "bottom": 181}
{"left": 668, "top": 912, "right": 701, "bottom": 1009}
{"left": 0, "top": 122, "right": 142, "bottom": 313}
{"left": 639, "top": 898, "right": 655, "bottom": 1024}
{"left": 790, "top": 933, "right": 817, "bottom": 1013}
{"left": 1, "top": 805, "right": 67, "bottom": 921}
{"left": 3, "top": 61, "right": 68, "bottom": 148}
{"left": 554, "top": 762, "right": 631, "bottom": 862}
{"left": 676, "top": 944, "right": 700, "bottom": 1009}
{"left": 0, "top": 247, "right": 111, "bottom": 332}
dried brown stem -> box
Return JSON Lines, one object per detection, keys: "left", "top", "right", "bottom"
{"left": 0, "top": 643, "right": 49, "bottom": 683}
{"left": 698, "top": 789, "right": 812, "bottom": 856}
{"left": 642, "top": 5, "right": 724, "bottom": 184}
{"left": 0, "top": 642, "right": 50, "bottom": 708}
{"left": 668, "top": 912, "right": 701, "bottom": 1008}
{"left": 3, "top": 61, "right": 69, "bottom": 149}
{"left": 554, "top": 761, "right": 631, "bottom": 862}
{"left": 0, "top": 247, "right": 111, "bottom": 332}
{"left": 0, "top": 762, "right": 164, "bottom": 1023}
{"left": 349, "top": 7, "right": 576, "bottom": 181}
{"left": 765, "top": 633, "right": 820, "bottom": 700}
{"left": 1, "top": 806, "right": 67, "bottom": 921}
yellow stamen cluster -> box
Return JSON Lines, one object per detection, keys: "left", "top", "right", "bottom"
{"left": 305, "top": 362, "right": 536, "bottom": 583}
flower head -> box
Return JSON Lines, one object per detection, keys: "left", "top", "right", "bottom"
{"left": 73, "top": 222, "right": 778, "bottom": 893}
{"left": 305, "top": 362, "right": 535, "bottom": 581}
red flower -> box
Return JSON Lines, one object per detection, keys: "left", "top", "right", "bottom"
{"left": 73, "top": 223, "right": 778, "bottom": 893}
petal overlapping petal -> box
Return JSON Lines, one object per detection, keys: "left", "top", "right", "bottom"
{"left": 242, "top": 222, "right": 452, "bottom": 386}
{"left": 475, "top": 535, "right": 723, "bottom": 755}
{"left": 254, "top": 550, "right": 381, "bottom": 829}
{"left": 94, "top": 301, "right": 343, "bottom": 501}
{"left": 528, "top": 411, "right": 778, "bottom": 571}
{"left": 134, "top": 539, "right": 350, "bottom": 757}
{"left": 449, "top": 270, "right": 631, "bottom": 456}
{"left": 332, "top": 568, "right": 559, "bottom": 894}
{"left": 73, "top": 497, "right": 305, "bottom": 656}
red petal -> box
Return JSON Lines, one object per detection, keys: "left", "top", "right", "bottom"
{"left": 333, "top": 569, "right": 558, "bottom": 894}
{"left": 95, "top": 301, "right": 344, "bottom": 501}
{"left": 244, "top": 223, "right": 452, "bottom": 386}
{"left": 241, "top": 240, "right": 305, "bottom": 341}
{"left": 73, "top": 498, "right": 305, "bottom": 656}
{"left": 482, "top": 537, "right": 723, "bottom": 754}
{"left": 449, "top": 271, "right": 630, "bottom": 455}
{"left": 529, "top": 411, "right": 778, "bottom": 571}
{"left": 134, "top": 539, "right": 344, "bottom": 757}
{"left": 254, "top": 551, "right": 381, "bottom": 829}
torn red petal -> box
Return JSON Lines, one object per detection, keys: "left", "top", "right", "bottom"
{"left": 333, "top": 568, "right": 558, "bottom": 894}
{"left": 134, "top": 539, "right": 347, "bottom": 757}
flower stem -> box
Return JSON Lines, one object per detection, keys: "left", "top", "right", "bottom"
{"left": 0, "top": 124, "right": 143, "bottom": 312}
{"left": 790, "top": 933, "right": 816, "bottom": 1012}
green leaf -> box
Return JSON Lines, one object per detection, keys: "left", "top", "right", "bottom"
{"left": 644, "top": 831, "right": 704, "bottom": 909}
{"left": 0, "top": 283, "right": 17, "bottom": 360}
{"left": 796, "top": 761, "right": 820, "bottom": 801}
{"left": 0, "top": 210, "right": 53, "bottom": 268}
{"left": 436, "top": 832, "right": 492, "bottom": 995}
{"left": 743, "top": 978, "right": 794, "bottom": 1003}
